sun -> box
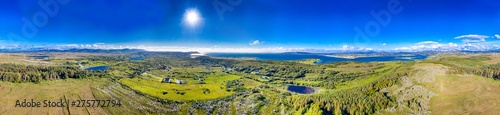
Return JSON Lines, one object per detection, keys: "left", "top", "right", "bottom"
{"left": 184, "top": 8, "right": 201, "bottom": 27}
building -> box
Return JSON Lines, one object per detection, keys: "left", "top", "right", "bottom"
{"left": 162, "top": 78, "right": 187, "bottom": 84}
{"left": 269, "top": 71, "right": 275, "bottom": 76}
{"left": 175, "top": 80, "right": 186, "bottom": 84}
{"left": 260, "top": 75, "right": 269, "bottom": 80}
{"left": 162, "top": 78, "right": 173, "bottom": 83}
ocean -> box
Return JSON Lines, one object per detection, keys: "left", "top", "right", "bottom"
{"left": 205, "top": 53, "right": 427, "bottom": 64}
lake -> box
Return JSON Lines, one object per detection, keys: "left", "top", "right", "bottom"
{"left": 287, "top": 85, "right": 315, "bottom": 94}
{"left": 206, "top": 53, "right": 427, "bottom": 64}
{"left": 27, "top": 55, "right": 50, "bottom": 59}
{"left": 85, "top": 66, "right": 110, "bottom": 71}
{"left": 130, "top": 56, "right": 146, "bottom": 61}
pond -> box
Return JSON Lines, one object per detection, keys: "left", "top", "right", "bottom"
{"left": 287, "top": 85, "right": 315, "bottom": 94}
{"left": 130, "top": 56, "right": 145, "bottom": 61}
{"left": 28, "top": 55, "right": 50, "bottom": 59}
{"left": 84, "top": 66, "right": 110, "bottom": 71}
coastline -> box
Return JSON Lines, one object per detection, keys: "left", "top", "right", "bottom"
{"left": 324, "top": 55, "right": 378, "bottom": 59}
{"left": 210, "top": 57, "right": 257, "bottom": 60}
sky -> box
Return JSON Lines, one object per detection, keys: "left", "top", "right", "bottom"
{"left": 0, "top": 0, "right": 499, "bottom": 52}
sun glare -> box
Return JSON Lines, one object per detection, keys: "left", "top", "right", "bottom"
{"left": 184, "top": 8, "right": 201, "bottom": 26}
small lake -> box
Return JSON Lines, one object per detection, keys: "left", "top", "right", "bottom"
{"left": 84, "top": 66, "right": 110, "bottom": 71}
{"left": 130, "top": 56, "right": 146, "bottom": 61}
{"left": 206, "top": 53, "right": 427, "bottom": 64}
{"left": 28, "top": 55, "right": 50, "bottom": 59}
{"left": 287, "top": 85, "right": 315, "bottom": 94}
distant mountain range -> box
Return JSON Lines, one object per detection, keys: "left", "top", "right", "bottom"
{"left": 1, "top": 44, "right": 500, "bottom": 54}
{"left": 0, "top": 48, "right": 146, "bottom": 53}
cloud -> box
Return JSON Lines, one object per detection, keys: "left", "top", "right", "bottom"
{"left": 495, "top": 34, "right": 500, "bottom": 39}
{"left": 380, "top": 43, "right": 387, "bottom": 46}
{"left": 249, "top": 40, "right": 263, "bottom": 46}
{"left": 461, "top": 39, "right": 485, "bottom": 43}
{"left": 455, "top": 34, "right": 490, "bottom": 39}
{"left": 454, "top": 34, "right": 489, "bottom": 43}
{"left": 448, "top": 42, "right": 458, "bottom": 47}
{"left": 342, "top": 45, "right": 352, "bottom": 50}
{"left": 92, "top": 43, "right": 106, "bottom": 47}
{"left": 394, "top": 41, "right": 461, "bottom": 51}
{"left": 339, "top": 45, "right": 373, "bottom": 51}
{"left": 140, "top": 46, "right": 300, "bottom": 53}
{"left": 416, "top": 41, "right": 439, "bottom": 45}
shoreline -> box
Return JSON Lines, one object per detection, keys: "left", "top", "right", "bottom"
{"left": 324, "top": 55, "right": 378, "bottom": 59}
{"left": 210, "top": 56, "right": 257, "bottom": 60}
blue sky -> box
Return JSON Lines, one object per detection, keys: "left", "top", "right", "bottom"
{"left": 0, "top": 0, "right": 499, "bottom": 50}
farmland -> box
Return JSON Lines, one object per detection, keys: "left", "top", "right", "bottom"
{"left": 119, "top": 74, "right": 242, "bottom": 101}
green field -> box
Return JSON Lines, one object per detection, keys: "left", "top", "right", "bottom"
{"left": 427, "top": 74, "right": 500, "bottom": 114}
{"left": 0, "top": 79, "right": 109, "bottom": 114}
{"left": 290, "top": 59, "right": 319, "bottom": 65}
{"left": 119, "top": 75, "right": 242, "bottom": 101}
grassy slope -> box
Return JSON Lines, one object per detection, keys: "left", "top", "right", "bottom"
{"left": 334, "top": 62, "right": 399, "bottom": 90}
{"left": 119, "top": 75, "right": 241, "bottom": 101}
{"left": 424, "top": 54, "right": 500, "bottom": 114}
{"left": 290, "top": 59, "right": 319, "bottom": 65}
{"left": 380, "top": 60, "right": 500, "bottom": 115}
{"left": 0, "top": 79, "right": 108, "bottom": 115}
{"left": 426, "top": 74, "right": 500, "bottom": 114}
{"left": 0, "top": 53, "right": 51, "bottom": 65}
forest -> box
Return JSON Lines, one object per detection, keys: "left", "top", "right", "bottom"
{"left": 0, "top": 63, "right": 107, "bottom": 83}
{"left": 286, "top": 62, "right": 414, "bottom": 114}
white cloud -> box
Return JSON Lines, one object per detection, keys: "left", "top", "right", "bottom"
{"left": 141, "top": 46, "right": 300, "bottom": 53}
{"left": 338, "top": 45, "right": 374, "bottom": 51}
{"left": 416, "top": 41, "right": 439, "bottom": 45}
{"left": 249, "top": 40, "right": 263, "bottom": 46}
{"left": 448, "top": 42, "right": 458, "bottom": 47}
{"left": 455, "top": 34, "right": 490, "bottom": 39}
{"left": 393, "top": 40, "right": 500, "bottom": 52}
{"left": 342, "top": 45, "right": 352, "bottom": 50}
{"left": 394, "top": 41, "right": 462, "bottom": 51}
{"left": 461, "top": 39, "right": 485, "bottom": 43}
{"left": 380, "top": 43, "right": 387, "bottom": 46}
{"left": 495, "top": 34, "right": 500, "bottom": 39}
{"left": 454, "top": 34, "right": 489, "bottom": 43}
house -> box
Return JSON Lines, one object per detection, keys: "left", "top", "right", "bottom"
{"left": 222, "top": 66, "right": 232, "bottom": 72}
{"left": 206, "top": 65, "right": 211, "bottom": 70}
{"left": 260, "top": 75, "right": 269, "bottom": 80}
{"left": 164, "top": 67, "right": 171, "bottom": 71}
{"left": 175, "top": 80, "right": 187, "bottom": 84}
{"left": 162, "top": 78, "right": 173, "bottom": 83}
{"left": 269, "top": 71, "right": 275, "bottom": 76}
{"left": 251, "top": 69, "right": 260, "bottom": 74}
{"left": 162, "top": 78, "right": 187, "bottom": 84}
